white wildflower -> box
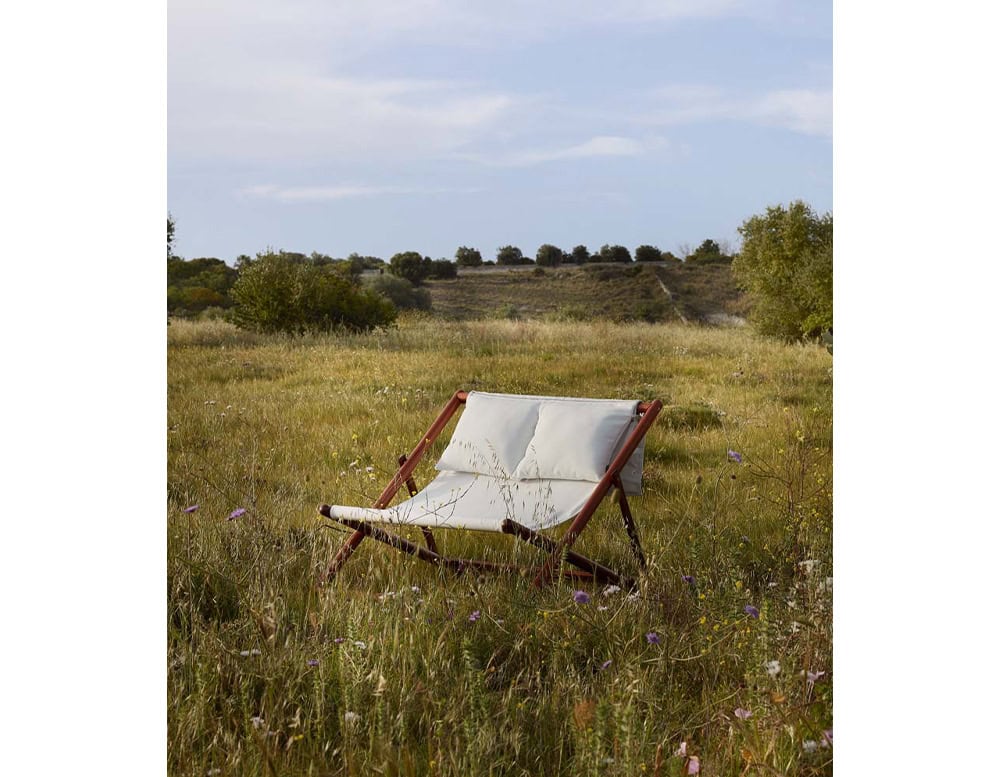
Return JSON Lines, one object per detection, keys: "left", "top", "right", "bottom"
{"left": 251, "top": 716, "right": 265, "bottom": 730}
{"left": 765, "top": 660, "right": 781, "bottom": 677}
{"left": 602, "top": 585, "right": 622, "bottom": 596}
{"left": 802, "top": 740, "right": 818, "bottom": 753}
{"left": 353, "top": 640, "right": 367, "bottom": 650}
{"left": 343, "top": 711, "right": 361, "bottom": 725}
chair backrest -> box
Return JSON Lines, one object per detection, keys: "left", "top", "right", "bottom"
{"left": 434, "top": 391, "right": 647, "bottom": 495}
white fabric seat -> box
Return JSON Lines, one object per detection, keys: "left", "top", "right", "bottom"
{"left": 325, "top": 391, "right": 645, "bottom": 534}
{"left": 326, "top": 471, "right": 596, "bottom": 532}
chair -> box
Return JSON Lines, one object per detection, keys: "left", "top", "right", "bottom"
{"left": 319, "top": 390, "right": 662, "bottom": 588}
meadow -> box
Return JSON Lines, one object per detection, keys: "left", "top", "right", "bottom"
{"left": 167, "top": 316, "right": 832, "bottom": 776}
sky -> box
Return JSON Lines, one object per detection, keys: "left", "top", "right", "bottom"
{"left": 168, "top": 0, "right": 831, "bottom": 263}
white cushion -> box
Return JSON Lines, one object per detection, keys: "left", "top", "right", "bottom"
{"left": 513, "top": 400, "right": 636, "bottom": 482}
{"left": 434, "top": 392, "right": 540, "bottom": 477}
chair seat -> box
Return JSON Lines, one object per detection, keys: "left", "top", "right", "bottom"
{"left": 325, "top": 471, "right": 596, "bottom": 532}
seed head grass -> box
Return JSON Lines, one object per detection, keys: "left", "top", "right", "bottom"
{"left": 168, "top": 317, "right": 832, "bottom": 776}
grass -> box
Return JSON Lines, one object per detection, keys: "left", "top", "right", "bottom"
{"left": 167, "top": 316, "right": 832, "bottom": 776}
{"left": 424, "top": 262, "right": 748, "bottom": 323}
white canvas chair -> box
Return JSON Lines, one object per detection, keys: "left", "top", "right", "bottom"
{"left": 319, "top": 390, "right": 662, "bottom": 588}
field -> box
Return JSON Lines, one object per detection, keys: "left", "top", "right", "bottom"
{"left": 424, "top": 262, "right": 748, "bottom": 323}
{"left": 167, "top": 316, "right": 832, "bottom": 776}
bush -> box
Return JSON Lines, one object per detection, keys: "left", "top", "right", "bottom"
{"left": 364, "top": 274, "right": 432, "bottom": 311}
{"left": 424, "top": 258, "right": 458, "bottom": 280}
{"left": 732, "top": 201, "right": 833, "bottom": 340}
{"left": 455, "top": 246, "right": 483, "bottom": 267}
{"left": 535, "top": 244, "right": 563, "bottom": 267}
{"left": 231, "top": 251, "right": 396, "bottom": 334}
{"left": 634, "top": 244, "right": 664, "bottom": 262}
{"left": 388, "top": 251, "right": 428, "bottom": 285}
{"left": 597, "top": 244, "right": 632, "bottom": 263}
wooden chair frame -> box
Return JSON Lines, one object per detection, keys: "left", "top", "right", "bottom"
{"left": 319, "top": 390, "right": 662, "bottom": 588}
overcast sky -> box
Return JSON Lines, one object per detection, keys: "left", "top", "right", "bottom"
{"left": 168, "top": 0, "right": 831, "bottom": 262}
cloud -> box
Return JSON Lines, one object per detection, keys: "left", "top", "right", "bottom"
{"left": 239, "top": 183, "right": 479, "bottom": 201}
{"left": 640, "top": 85, "right": 832, "bottom": 137}
{"left": 465, "top": 135, "right": 668, "bottom": 167}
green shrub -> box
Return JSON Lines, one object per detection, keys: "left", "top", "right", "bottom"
{"left": 231, "top": 251, "right": 396, "bottom": 334}
{"left": 365, "top": 274, "right": 432, "bottom": 311}
{"left": 634, "top": 244, "right": 663, "bottom": 262}
{"left": 388, "top": 251, "right": 428, "bottom": 285}
{"left": 732, "top": 201, "right": 832, "bottom": 339}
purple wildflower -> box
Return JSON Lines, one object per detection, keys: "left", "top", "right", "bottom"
{"left": 821, "top": 729, "right": 833, "bottom": 748}
{"left": 599, "top": 659, "right": 612, "bottom": 671}
{"left": 744, "top": 605, "right": 760, "bottom": 619}
{"left": 333, "top": 637, "right": 346, "bottom": 644}
{"left": 687, "top": 755, "right": 701, "bottom": 774}
{"left": 469, "top": 610, "right": 481, "bottom": 622}
{"left": 807, "top": 669, "right": 826, "bottom": 685}
{"left": 573, "top": 590, "right": 591, "bottom": 604}
{"left": 646, "top": 632, "right": 660, "bottom": 645}
{"left": 183, "top": 504, "right": 199, "bottom": 513}
{"left": 682, "top": 574, "right": 695, "bottom": 585}
{"left": 733, "top": 708, "right": 752, "bottom": 720}
{"left": 727, "top": 449, "right": 743, "bottom": 464}
{"left": 306, "top": 658, "right": 319, "bottom": 667}
{"left": 228, "top": 507, "right": 247, "bottom": 520}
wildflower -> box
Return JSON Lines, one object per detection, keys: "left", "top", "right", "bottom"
{"left": 343, "top": 711, "right": 361, "bottom": 725}
{"left": 821, "top": 729, "right": 833, "bottom": 748}
{"left": 183, "top": 505, "right": 199, "bottom": 513}
{"left": 765, "top": 660, "right": 781, "bottom": 677}
{"left": 744, "top": 605, "right": 760, "bottom": 619}
{"left": 807, "top": 669, "right": 826, "bottom": 685}
{"left": 228, "top": 507, "right": 247, "bottom": 521}
{"left": 646, "top": 632, "right": 660, "bottom": 645}
{"left": 365, "top": 466, "right": 374, "bottom": 473}
{"left": 599, "top": 659, "right": 612, "bottom": 671}
{"left": 411, "top": 586, "right": 421, "bottom": 594}
{"left": 307, "top": 658, "right": 319, "bottom": 667}
{"left": 334, "top": 637, "right": 346, "bottom": 644}
{"left": 597, "top": 605, "right": 609, "bottom": 612}
{"left": 734, "top": 708, "right": 752, "bottom": 720}
{"left": 798, "top": 559, "right": 819, "bottom": 573}
{"left": 573, "top": 590, "right": 591, "bottom": 604}
{"left": 251, "top": 716, "right": 265, "bottom": 730}
{"left": 353, "top": 640, "right": 367, "bottom": 650}
{"left": 675, "top": 742, "right": 687, "bottom": 757}
{"left": 602, "top": 584, "right": 622, "bottom": 596}
{"left": 239, "top": 650, "right": 250, "bottom": 657}
{"left": 802, "top": 740, "right": 818, "bottom": 753}
{"left": 727, "top": 449, "right": 743, "bottom": 464}
{"left": 469, "top": 610, "right": 481, "bottom": 622}
{"left": 682, "top": 575, "right": 695, "bottom": 585}
{"left": 687, "top": 755, "right": 701, "bottom": 774}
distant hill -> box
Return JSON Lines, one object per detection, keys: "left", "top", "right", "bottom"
{"left": 424, "top": 261, "right": 748, "bottom": 324}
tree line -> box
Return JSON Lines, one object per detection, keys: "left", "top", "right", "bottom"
{"left": 167, "top": 202, "right": 830, "bottom": 340}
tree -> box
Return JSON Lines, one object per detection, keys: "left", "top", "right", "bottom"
{"left": 496, "top": 245, "right": 528, "bottom": 265}
{"left": 570, "top": 245, "right": 589, "bottom": 264}
{"left": 167, "top": 214, "right": 176, "bottom": 258}
{"left": 732, "top": 201, "right": 833, "bottom": 340}
{"left": 535, "top": 244, "right": 563, "bottom": 267}
{"left": 424, "top": 258, "right": 458, "bottom": 280}
{"left": 231, "top": 250, "right": 395, "bottom": 334}
{"left": 389, "top": 251, "right": 429, "bottom": 285}
{"left": 634, "top": 244, "right": 663, "bottom": 262}
{"left": 364, "top": 274, "right": 432, "bottom": 310}
{"left": 455, "top": 246, "right": 483, "bottom": 267}
{"left": 661, "top": 251, "right": 681, "bottom": 262}
{"left": 687, "top": 239, "right": 730, "bottom": 262}
{"left": 598, "top": 244, "right": 632, "bottom": 263}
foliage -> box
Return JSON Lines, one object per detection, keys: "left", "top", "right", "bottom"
{"left": 167, "top": 257, "right": 238, "bottom": 316}
{"left": 167, "top": 214, "right": 176, "bottom": 258}
{"left": 455, "top": 246, "right": 484, "bottom": 267}
{"left": 230, "top": 250, "right": 396, "bottom": 334}
{"left": 634, "top": 244, "right": 664, "bottom": 262}
{"left": 732, "top": 201, "right": 833, "bottom": 339}
{"left": 687, "top": 239, "right": 732, "bottom": 264}
{"left": 424, "top": 258, "right": 458, "bottom": 280}
{"left": 597, "top": 244, "right": 632, "bottom": 263}
{"left": 569, "top": 244, "right": 590, "bottom": 264}
{"left": 389, "top": 251, "right": 429, "bottom": 285}
{"left": 535, "top": 243, "right": 564, "bottom": 267}
{"left": 364, "top": 274, "right": 432, "bottom": 311}
{"left": 496, "top": 245, "right": 531, "bottom": 265}
{"left": 662, "top": 251, "right": 681, "bottom": 263}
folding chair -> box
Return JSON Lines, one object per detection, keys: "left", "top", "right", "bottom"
{"left": 319, "top": 390, "right": 662, "bottom": 588}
